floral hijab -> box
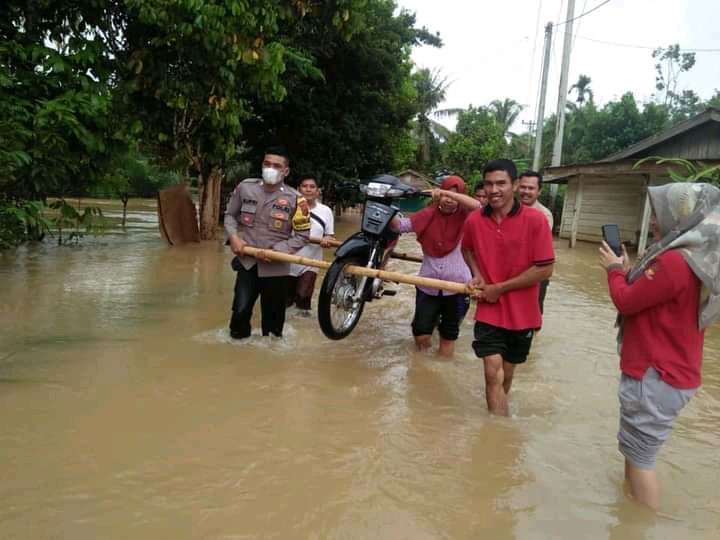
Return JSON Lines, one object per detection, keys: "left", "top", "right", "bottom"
{"left": 627, "top": 182, "right": 720, "bottom": 329}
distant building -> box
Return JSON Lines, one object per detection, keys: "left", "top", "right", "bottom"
{"left": 396, "top": 169, "right": 435, "bottom": 189}
{"left": 395, "top": 169, "right": 435, "bottom": 212}
{"left": 545, "top": 108, "right": 720, "bottom": 254}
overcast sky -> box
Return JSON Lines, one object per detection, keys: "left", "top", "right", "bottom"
{"left": 398, "top": 0, "right": 720, "bottom": 130}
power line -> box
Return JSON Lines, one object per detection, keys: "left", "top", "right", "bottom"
{"left": 450, "top": 36, "right": 530, "bottom": 76}
{"left": 571, "top": 0, "right": 589, "bottom": 51}
{"left": 525, "top": 0, "right": 544, "bottom": 119}
{"left": 560, "top": 32, "right": 720, "bottom": 52}
{"left": 555, "top": 0, "right": 566, "bottom": 26}
{"left": 500, "top": 49, "right": 536, "bottom": 87}
{"left": 555, "top": 0, "right": 611, "bottom": 27}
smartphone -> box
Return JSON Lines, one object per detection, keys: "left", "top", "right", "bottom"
{"left": 601, "top": 224, "right": 623, "bottom": 256}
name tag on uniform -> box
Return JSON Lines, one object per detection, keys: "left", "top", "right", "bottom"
{"left": 272, "top": 202, "right": 291, "bottom": 214}
{"left": 241, "top": 201, "right": 257, "bottom": 214}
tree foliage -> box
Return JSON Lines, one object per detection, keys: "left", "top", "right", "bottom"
{"left": 442, "top": 106, "right": 507, "bottom": 182}
{"left": 488, "top": 98, "right": 523, "bottom": 137}
{"left": 0, "top": 1, "right": 124, "bottom": 201}
{"left": 4, "top": 3, "right": 719, "bottom": 250}
{"left": 569, "top": 74, "right": 593, "bottom": 106}
{"left": 535, "top": 93, "right": 670, "bottom": 165}
{"left": 411, "top": 67, "right": 451, "bottom": 167}
{"left": 244, "top": 0, "right": 441, "bottom": 188}
{"left": 653, "top": 44, "right": 696, "bottom": 109}
{"left": 635, "top": 157, "right": 720, "bottom": 186}
{"left": 0, "top": 0, "right": 445, "bottom": 246}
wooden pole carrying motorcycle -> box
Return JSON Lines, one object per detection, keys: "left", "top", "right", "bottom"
{"left": 317, "top": 174, "right": 427, "bottom": 340}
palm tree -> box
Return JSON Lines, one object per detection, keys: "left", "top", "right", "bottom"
{"left": 413, "top": 68, "right": 452, "bottom": 164}
{"left": 488, "top": 98, "right": 523, "bottom": 136}
{"left": 569, "top": 74, "right": 593, "bottom": 105}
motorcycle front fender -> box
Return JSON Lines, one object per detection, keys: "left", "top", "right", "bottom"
{"left": 334, "top": 233, "right": 373, "bottom": 261}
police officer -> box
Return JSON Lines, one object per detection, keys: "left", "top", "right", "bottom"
{"left": 224, "top": 146, "right": 311, "bottom": 339}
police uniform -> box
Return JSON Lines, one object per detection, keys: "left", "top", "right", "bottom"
{"left": 224, "top": 178, "right": 310, "bottom": 338}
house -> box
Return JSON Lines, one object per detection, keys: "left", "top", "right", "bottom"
{"left": 545, "top": 108, "right": 720, "bottom": 254}
{"left": 395, "top": 169, "right": 435, "bottom": 212}
{"left": 395, "top": 168, "right": 435, "bottom": 190}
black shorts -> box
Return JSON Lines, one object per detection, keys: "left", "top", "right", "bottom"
{"left": 411, "top": 289, "right": 470, "bottom": 341}
{"left": 472, "top": 322, "right": 534, "bottom": 364}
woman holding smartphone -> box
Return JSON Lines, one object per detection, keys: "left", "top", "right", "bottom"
{"left": 599, "top": 182, "right": 719, "bottom": 510}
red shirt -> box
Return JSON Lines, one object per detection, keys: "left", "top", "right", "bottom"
{"left": 462, "top": 201, "right": 555, "bottom": 330}
{"left": 608, "top": 250, "right": 704, "bottom": 389}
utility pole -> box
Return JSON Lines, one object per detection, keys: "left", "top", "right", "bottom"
{"left": 521, "top": 119, "right": 535, "bottom": 159}
{"left": 551, "top": 0, "right": 575, "bottom": 167}
{"left": 549, "top": 0, "right": 575, "bottom": 210}
{"left": 532, "top": 22, "right": 553, "bottom": 172}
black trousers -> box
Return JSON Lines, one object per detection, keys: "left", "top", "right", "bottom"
{"left": 229, "top": 261, "right": 289, "bottom": 339}
{"left": 411, "top": 288, "right": 470, "bottom": 341}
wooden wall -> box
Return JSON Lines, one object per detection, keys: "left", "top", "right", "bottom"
{"left": 558, "top": 175, "right": 646, "bottom": 244}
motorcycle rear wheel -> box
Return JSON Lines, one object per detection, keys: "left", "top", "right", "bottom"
{"left": 317, "top": 256, "right": 367, "bottom": 340}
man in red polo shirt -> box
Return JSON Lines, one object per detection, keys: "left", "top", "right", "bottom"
{"left": 462, "top": 159, "right": 554, "bottom": 416}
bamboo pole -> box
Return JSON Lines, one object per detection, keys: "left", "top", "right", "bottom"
{"left": 309, "top": 237, "right": 423, "bottom": 263}
{"left": 241, "top": 246, "right": 470, "bottom": 295}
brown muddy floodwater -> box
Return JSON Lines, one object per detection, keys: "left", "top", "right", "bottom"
{"left": 1, "top": 201, "right": 719, "bottom": 539}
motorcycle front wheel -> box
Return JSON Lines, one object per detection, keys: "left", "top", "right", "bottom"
{"left": 317, "top": 256, "right": 367, "bottom": 340}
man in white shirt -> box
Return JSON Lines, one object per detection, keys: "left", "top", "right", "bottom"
{"left": 288, "top": 174, "right": 336, "bottom": 313}
{"left": 518, "top": 170, "right": 554, "bottom": 315}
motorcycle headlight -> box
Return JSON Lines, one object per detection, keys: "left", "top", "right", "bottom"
{"left": 360, "top": 182, "right": 406, "bottom": 197}
{"left": 364, "top": 182, "right": 392, "bottom": 197}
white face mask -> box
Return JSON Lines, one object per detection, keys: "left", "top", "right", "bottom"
{"left": 262, "top": 167, "right": 282, "bottom": 185}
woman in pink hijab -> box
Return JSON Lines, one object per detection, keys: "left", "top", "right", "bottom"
{"left": 391, "top": 176, "right": 475, "bottom": 357}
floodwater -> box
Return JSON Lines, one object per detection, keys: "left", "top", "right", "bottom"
{"left": 1, "top": 200, "right": 718, "bottom": 539}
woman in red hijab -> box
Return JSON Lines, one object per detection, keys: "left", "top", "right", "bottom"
{"left": 391, "top": 176, "right": 477, "bottom": 357}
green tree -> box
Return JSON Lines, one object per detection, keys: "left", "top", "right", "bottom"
{"left": 652, "top": 44, "right": 696, "bottom": 112}
{"left": 244, "top": 0, "right": 441, "bottom": 192}
{"left": 507, "top": 132, "right": 534, "bottom": 163}
{"left": 670, "top": 89, "right": 705, "bottom": 122}
{"left": 117, "top": 0, "right": 370, "bottom": 239}
{"left": 707, "top": 90, "right": 720, "bottom": 109}
{"left": 0, "top": 1, "right": 124, "bottom": 204}
{"left": 97, "top": 150, "right": 180, "bottom": 226}
{"left": 569, "top": 74, "right": 593, "bottom": 106}
{"left": 412, "top": 67, "right": 451, "bottom": 166}
{"left": 536, "top": 93, "right": 671, "bottom": 167}
{"left": 488, "top": 98, "right": 523, "bottom": 137}
{"left": 443, "top": 106, "right": 507, "bottom": 182}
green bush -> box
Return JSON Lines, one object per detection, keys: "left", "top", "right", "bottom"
{"left": 92, "top": 151, "right": 181, "bottom": 199}
{"left": 0, "top": 200, "right": 26, "bottom": 249}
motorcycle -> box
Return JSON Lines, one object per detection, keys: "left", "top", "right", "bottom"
{"left": 317, "top": 174, "right": 426, "bottom": 340}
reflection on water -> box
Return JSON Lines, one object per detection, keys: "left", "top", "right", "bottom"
{"left": 1, "top": 202, "right": 719, "bottom": 539}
